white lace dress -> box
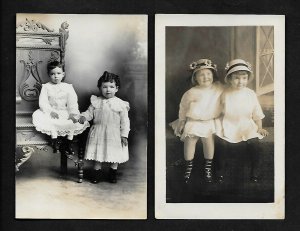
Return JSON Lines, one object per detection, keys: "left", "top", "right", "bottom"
{"left": 32, "top": 82, "right": 90, "bottom": 139}
{"left": 215, "top": 87, "right": 265, "bottom": 143}
{"left": 170, "top": 82, "right": 224, "bottom": 140}
{"left": 81, "top": 95, "right": 130, "bottom": 163}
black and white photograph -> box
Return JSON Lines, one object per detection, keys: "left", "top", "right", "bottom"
{"left": 15, "top": 13, "right": 147, "bottom": 219}
{"left": 155, "top": 14, "right": 285, "bottom": 219}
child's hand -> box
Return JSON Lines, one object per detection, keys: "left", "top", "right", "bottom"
{"left": 68, "top": 114, "right": 78, "bottom": 123}
{"left": 175, "top": 120, "right": 185, "bottom": 136}
{"left": 50, "top": 111, "right": 59, "bottom": 119}
{"left": 121, "top": 137, "right": 128, "bottom": 147}
{"left": 78, "top": 116, "right": 86, "bottom": 124}
{"left": 258, "top": 128, "right": 269, "bottom": 137}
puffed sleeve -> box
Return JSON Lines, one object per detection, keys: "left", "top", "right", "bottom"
{"left": 39, "top": 84, "right": 53, "bottom": 114}
{"left": 120, "top": 101, "right": 130, "bottom": 138}
{"left": 67, "top": 84, "right": 80, "bottom": 115}
{"left": 178, "top": 92, "right": 189, "bottom": 121}
{"left": 80, "top": 95, "right": 97, "bottom": 122}
{"left": 252, "top": 92, "right": 265, "bottom": 121}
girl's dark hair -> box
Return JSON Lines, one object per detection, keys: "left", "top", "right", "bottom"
{"left": 47, "top": 61, "right": 65, "bottom": 74}
{"left": 97, "top": 71, "right": 121, "bottom": 89}
{"left": 227, "top": 70, "right": 250, "bottom": 81}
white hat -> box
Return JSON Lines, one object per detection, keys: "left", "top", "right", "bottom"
{"left": 224, "top": 59, "right": 253, "bottom": 83}
{"left": 189, "top": 59, "right": 217, "bottom": 85}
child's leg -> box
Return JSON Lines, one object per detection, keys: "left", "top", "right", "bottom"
{"left": 67, "top": 133, "right": 74, "bottom": 140}
{"left": 51, "top": 132, "right": 60, "bottom": 153}
{"left": 109, "top": 163, "right": 119, "bottom": 183}
{"left": 201, "top": 135, "right": 214, "bottom": 182}
{"left": 110, "top": 163, "right": 118, "bottom": 169}
{"left": 94, "top": 161, "right": 102, "bottom": 170}
{"left": 65, "top": 133, "right": 75, "bottom": 155}
{"left": 184, "top": 137, "right": 199, "bottom": 160}
{"left": 91, "top": 161, "right": 102, "bottom": 184}
{"left": 183, "top": 137, "right": 199, "bottom": 183}
{"left": 246, "top": 138, "right": 260, "bottom": 182}
{"left": 214, "top": 137, "right": 228, "bottom": 182}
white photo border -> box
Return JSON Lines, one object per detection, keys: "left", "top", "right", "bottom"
{"left": 155, "top": 14, "right": 285, "bottom": 219}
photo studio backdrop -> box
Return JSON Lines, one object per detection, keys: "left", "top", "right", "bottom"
{"left": 16, "top": 14, "right": 147, "bottom": 148}
{"left": 166, "top": 26, "right": 274, "bottom": 127}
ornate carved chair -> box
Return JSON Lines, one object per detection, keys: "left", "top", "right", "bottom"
{"left": 16, "top": 18, "right": 85, "bottom": 182}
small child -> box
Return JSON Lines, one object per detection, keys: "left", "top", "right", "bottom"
{"left": 170, "top": 59, "right": 224, "bottom": 183}
{"left": 78, "top": 71, "right": 130, "bottom": 184}
{"left": 215, "top": 59, "right": 269, "bottom": 182}
{"left": 32, "top": 61, "right": 89, "bottom": 153}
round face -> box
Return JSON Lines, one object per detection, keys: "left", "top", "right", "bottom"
{"left": 194, "top": 69, "right": 214, "bottom": 87}
{"left": 100, "top": 81, "right": 118, "bottom": 99}
{"left": 229, "top": 71, "right": 249, "bottom": 89}
{"left": 49, "top": 67, "right": 65, "bottom": 84}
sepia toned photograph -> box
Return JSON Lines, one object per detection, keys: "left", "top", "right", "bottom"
{"left": 15, "top": 13, "right": 147, "bottom": 219}
{"left": 155, "top": 14, "right": 285, "bottom": 219}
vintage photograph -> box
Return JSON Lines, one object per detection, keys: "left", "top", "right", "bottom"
{"left": 155, "top": 14, "right": 285, "bottom": 219}
{"left": 15, "top": 14, "right": 147, "bottom": 219}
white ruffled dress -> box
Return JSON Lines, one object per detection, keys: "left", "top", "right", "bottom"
{"left": 81, "top": 95, "right": 130, "bottom": 163}
{"left": 170, "top": 82, "right": 224, "bottom": 141}
{"left": 215, "top": 87, "right": 265, "bottom": 143}
{"left": 32, "top": 82, "right": 90, "bottom": 139}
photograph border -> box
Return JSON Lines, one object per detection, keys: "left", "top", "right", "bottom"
{"left": 155, "top": 14, "right": 285, "bottom": 219}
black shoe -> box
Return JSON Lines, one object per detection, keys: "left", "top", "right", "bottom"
{"left": 91, "top": 169, "right": 102, "bottom": 184}
{"left": 184, "top": 160, "right": 193, "bottom": 184}
{"left": 109, "top": 168, "right": 117, "bottom": 183}
{"left": 65, "top": 140, "right": 75, "bottom": 155}
{"left": 52, "top": 138, "right": 62, "bottom": 153}
{"left": 216, "top": 174, "right": 224, "bottom": 183}
{"left": 204, "top": 159, "right": 213, "bottom": 183}
{"left": 250, "top": 175, "right": 259, "bottom": 183}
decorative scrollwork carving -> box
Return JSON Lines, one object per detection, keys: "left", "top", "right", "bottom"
{"left": 15, "top": 146, "right": 35, "bottom": 172}
{"left": 19, "top": 51, "right": 43, "bottom": 101}
{"left": 16, "top": 18, "right": 54, "bottom": 32}
{"left": 59, "top": 22, "right": 69, "bottom": 65}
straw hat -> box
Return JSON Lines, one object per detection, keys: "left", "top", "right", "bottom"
{"left": 224, "top": 59, "right": 253, "bottom": 83}
{"left": 189, "top": 59, "right": 217, "bottom": 85}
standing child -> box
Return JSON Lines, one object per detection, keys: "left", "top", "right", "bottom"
{"left": 170, "top": 59, "right": 224, "bottom": 183}
{"left": 215, "top": 59, "right": 269, "bottom": 182}
{"left": 32, "top": 61, "right": 89, "bottom": 154}
{"left": 78, "top": 71, "right": 130, "bottom": 184}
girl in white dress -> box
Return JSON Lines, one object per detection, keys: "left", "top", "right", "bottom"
{"left": 78, "top": 71, "right": 130, "bottom": 184}
{"left": 215, "top": 59, "right": 269, "bottom": 182}
{"left": 32, "top": 61, "right": 89, "bottom": 154}
{"left": 170, "top": 59, "right": 224, "bottom": 183}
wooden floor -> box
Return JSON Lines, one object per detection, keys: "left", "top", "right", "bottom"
{"left": 166, "top": 127, "right": 274, "bottom": 203}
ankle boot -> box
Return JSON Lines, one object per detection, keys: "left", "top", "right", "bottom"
{"left": 52, "top": 138, "right": 62, "bottom": 153}
{"left": 109, "top": 168, "right": 117, "bottom": 183}
{"left": 204, "top": 159, "right": 213, "bottom": 183}
{"left": 66, "top": 139, "right": 75, "bottom": 155}
{"left": 91, "top": 169, "right": 102, "bottom": 184}
{"left": 184, "top": 160, "right": 193, "bottom": 184}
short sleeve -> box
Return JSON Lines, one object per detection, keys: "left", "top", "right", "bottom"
{"left": 252, "top": 92, "right": 265, "bottom": 121}
{"left": 80, "top": 95, "right": 97, "bottom": 121}
{"left": 178, "top": 92, "right": 189, "bottom": 121}
{"left": 120, "top": 101, "right": 130, "bottom": 137}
